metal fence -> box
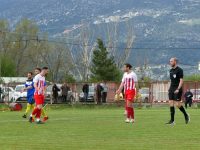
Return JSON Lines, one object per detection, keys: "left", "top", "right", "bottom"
{"left": 151, "top": 81, "right": 200, "bottom": 103}
{"left": 1, "top": 81, "right": 200, "bottom": 104}
{"left": 62, "top": 82, "right": 119, "bottom": 103}
{"left": 64, "top": 81, "right": 200, "bottom": 104}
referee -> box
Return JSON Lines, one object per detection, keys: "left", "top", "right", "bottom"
{"left": 166, "top": 57, "right": 190, "bottom": 125}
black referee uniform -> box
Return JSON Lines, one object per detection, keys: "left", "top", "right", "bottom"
{"left": 167, "top": 66, "right": 189, "bottom": 124}
{"left": 169, "top": 66, "right": 183, "bottom": 101}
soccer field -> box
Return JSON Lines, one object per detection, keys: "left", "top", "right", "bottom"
{"left": 0, "top": 105, "right": 200, "bottom": 150}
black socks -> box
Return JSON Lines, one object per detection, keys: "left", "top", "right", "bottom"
{"left": 170, "top": 106, "right": 188, "bottom": 122}
{"left": 170, "top": 106, "right": 175, "bottom": 122}
{"left": 179, "top": 106, "right": 188, "bottom": 118}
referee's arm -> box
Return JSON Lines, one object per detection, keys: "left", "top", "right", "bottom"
{"left": 174, "top": 78, "right": 183, "bottom": 94}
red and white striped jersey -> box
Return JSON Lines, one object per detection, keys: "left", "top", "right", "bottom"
{"left": 33, "top": 74, "right": 46, "bottom": 95}
{"left": 122, "top": 71, "right": 138, "bottom": 91}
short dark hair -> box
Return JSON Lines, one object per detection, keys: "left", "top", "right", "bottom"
{"left": 28, "top": 72, "right": 33, "bottom": 75}
{"left": 174, "top": 57, "right": 178, "bottom": 63}
{"left": 35, "top": 67, "right": 41, "bottom": 72}
{"left": 42, "top": 66, "right": 48, "bottom": 70}
{"left": 124, "top": 63, "right": 132, "bottom": 69}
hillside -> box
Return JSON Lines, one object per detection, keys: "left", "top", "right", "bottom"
{"left": 0, "top": 0, "right": 200, "bottom": 71}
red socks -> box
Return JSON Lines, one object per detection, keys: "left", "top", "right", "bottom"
{"left": 127, "top": 107, "right": 130, "bottom": 118}
{"left": 130, "top": 107, "right": 134, "bottom": 119}
{"left": 35, "top": 109, "right": 41, "bottom": 119}
{"left": 127, "top": 107, "right": 134, "bottom": 119}
{"left": 32, "top": 107, "right": 41, "bottom": 119}
{"left": 32, "top": 107, "right": 39, "bottom": 116}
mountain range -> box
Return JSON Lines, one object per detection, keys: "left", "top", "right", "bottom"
{"left": 0, "top": 0, "right": 200, "bottom": 70}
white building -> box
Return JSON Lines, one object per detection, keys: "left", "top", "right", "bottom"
{"left": 0, "top": 77, "right": 27, "bottom": 84}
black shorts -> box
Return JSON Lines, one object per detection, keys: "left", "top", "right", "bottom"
{"left": 168, "top": 87, "right": 183, "bottom": 101}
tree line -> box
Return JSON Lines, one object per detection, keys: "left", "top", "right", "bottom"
{"left": 0, "top": 19, "right": 135, "bottom": 82}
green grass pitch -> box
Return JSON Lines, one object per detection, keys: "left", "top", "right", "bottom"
{"left": 0, "top": 105, "right": 200, "bottom": 150}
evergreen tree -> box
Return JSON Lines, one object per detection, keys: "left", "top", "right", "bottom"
{"left": 91, "top": 38, "right": 121, "bottom": 82}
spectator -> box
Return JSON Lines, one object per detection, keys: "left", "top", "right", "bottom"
{"left": 61, "top": 82, "right": 70, "bottom": 102}
{"left": 95, "top": 83, "right": 104, "bottom": 104}
{"left": 82, "top": 83, "right": 89, "bottom": 102}
{"left": 184, "top": 89, "right": 193, "bottom": 109}
{"left": 101, "top": 82, "right": 108, "bottom": 103}
{"left": 52, "top": 83, "right": 60, "bottom": 104}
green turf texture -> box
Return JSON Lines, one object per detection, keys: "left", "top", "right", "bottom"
{"left": 0, "top": 106, "right": 199, "bottom": 150}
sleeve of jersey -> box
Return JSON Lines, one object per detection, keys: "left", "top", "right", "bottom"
{"left": 179, "top": 69, "right": 183, "bottom": 78}
{"left": 33, "top": 75, "right": 39, "bottom": 84}
{"left": 25, "top": 83, "right": 28, "bottom": 87}
{"left": 133, "top": 73, "right": 138, "bottom": 82}
{"left": 122, "top": 74, "right": 125, "bottom": 83}
{"left": 31, "top": 81, "right": 34, "bottom": 88}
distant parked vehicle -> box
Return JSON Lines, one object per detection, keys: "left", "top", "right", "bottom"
{"left": 79, "top": 86, "right": 95, "bottom": 102}
{"left": 46, "top": 84, "right": 74, "bottom": 103}
{"left": 13, "top": 85, "right": 27, "bottom": 102}
{"left": 0, "top": 87, "right": 15, "bottom": 102}
{"left": 139, "top": 88, "right": 149, "bottom": 103}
